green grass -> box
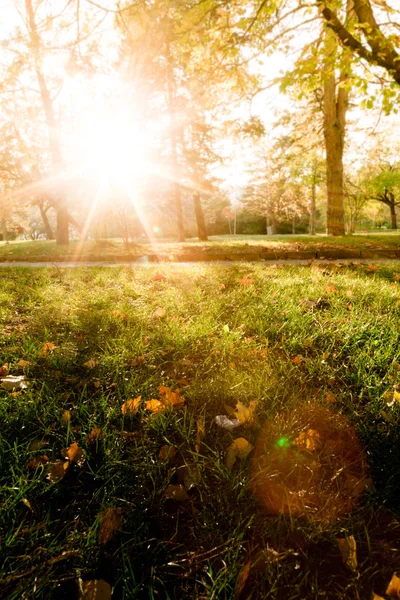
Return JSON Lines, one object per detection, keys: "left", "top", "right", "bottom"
{"left": 0, "top": 232, "right": 399, "bottom": 262}
{"left": 1, "top": 263, "right": 400, "bottom": 599}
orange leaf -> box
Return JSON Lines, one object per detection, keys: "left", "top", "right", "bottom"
{"left": 238, "top": 275, "right": 252, "bottom": 286}
{"left": 0, "top": 364, "right": 9, "bottom": 377}
{"left": 153, "top": 273, "right": 166, "bottom": 281}
{"left": 27, "top": 455, "right": 49, "bottom": 470}
{"left": 84, "top": 358, "right": 97, "bottom": 369}
{"left": 159, "top": 445, "right": 177, "bottom": 461}
{"left": 159, "top": 386, "right": 185, "bottom": 408}
{"left": 87, "top": 426, "right": 104, "bottom": 445}
{"left": 121, "top": 396, "right": 141, "bottom": 415}
{"left": 292, "top": 355, "right": 303, "bottom": 365}
{"left": 40, "top": 342, "right": 56, "bottom": 357}
{"left": 325, "top": 391, "right": 338, "bottom": 404}
{"left": 18, "top": 360, "right": 32, "bottom": 368}
{"left": 294, "top": 429, "right": 321, "bottom": 452}
{"left": 98, "top": 508, "right": 124, "bottom": 544}
{"left": 79, "top": 579, "right": 112, "bottom": 600}
{"left": 62, "top": 442, "right": 85, "bottom": 466}
{"left": 365, "top": 264, "right": 378, "bottom": 273}
{"left": 325, "top": 285, "right": 337, "bottom": 294}
{"left": 145, "top": 399, "right": 165, "bottom": 413}
{"left": 386, "top": 573, "right": 400, "bottom": 597}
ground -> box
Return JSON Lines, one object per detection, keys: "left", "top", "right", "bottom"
{"left": 1, "top": 262, "right": 400, "bottom": 599}
{"left": 1, "top": 232, "right": 400, "bottom": 262}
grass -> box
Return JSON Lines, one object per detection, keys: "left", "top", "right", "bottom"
{"left": 1, "top": 262, "right": 400, "bottom": 599}
{"left": 0, "top": 232, "right": 400, "bottom": 262}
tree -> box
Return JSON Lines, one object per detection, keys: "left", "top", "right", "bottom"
{"left": 367, "top": 164, "right": 400, "bottom": 229}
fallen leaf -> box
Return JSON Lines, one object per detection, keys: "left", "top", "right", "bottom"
{"left": 129, "top": 356, "right": 145, "bottom": 367}
{"left": 40, "top": 342, "right": 56, "bottom": 357}
{"left": 365, "top": 264, "right": 378, "bottom": 273}
{"left": 325, "top": 391, "right": 338, "bottom": 404}
{"left": 159, "top": 445, "right": 176, "bottom": 461}
{"left": 234, "top": 560, "right": 251, "bottom": 600}
{"left": 1, "top": 375, "right": 28, "bottom": 390}
{"left": 219, "top": 283, "right": 226, "bottom": 290}
{"left": 224, "top": 404, "right": 236, "bottom": 417}
{"left": 234, "top": 400, "right": 257, "bottom": 425}
{"left": 336, "top": 536, "right": 357, "bottom": 571}
{"left": 387, "top": 390, "right": 400, "bottom": 408}
{"left": 79, "top": 579, "right": 112, "bottom": 600}
{"left": 121, "top": 396, "right": 141, "bottom": 415}
{"left": 84, "top": 358, "right": 97, "bottom": 369}
{"left": 28, "top": 439, "right": 48, "bottom": 451}
{"left": 159, "top": 386, "right": 185, "bottom": 408}
{"left": 195, "top": 416, "right": 205, "bottom": 453}
{"left": 62, "top": 410, "right": 71, "bottom": 425}
{"left": 17, "top": 360, "right": 32, "bottom": 368}
{"left": 215, "top": 415, "right": 241, "bottom": 431}
{"left": 386, "top": 573, "right": 400, "bottom": 597}
{"left": 294, "top": 429, "right": 321, "bottom": 452}
{"left": 22, "top": 498, "right": 33, "bottom": 511}
{"left": 27, "top": 455, "right": 49, "bottom": 470}
{"left": 291, "top": 355, "right": 303, "bottom": 366}
{"left": 345, "top": 290, "right": 353, "bottom": 298}
{"left": 62, "top": 442, "right": 85, "bottom": 466}
{"left": 238, "top": 275, "right": 252, "bottom": 286}
{"left": 98, "top": 508, "right": 124, "bottom": 544}
{"left": 145, "top": 399, "right": 165, "bottom": 413}
{"left": 326, "top": 285, "right": 338, "bottom": 294}
{"left": 87, "top": 426, "right": 104, "bottom": 445}
{"left": 154, "top": 307, "right": 166, "bottom": 318}
{"left": 226, "top": 438, "right": 254, "bottom": 471}
{"left": 0, "top": 364, "right": 9, "bottom": 377}
{"left": 164, "top": 484, "right": 190, "bottom": 501}
{"left": 372, "top": 594, "right": 385, "bottom": 600}
{"left": 153, "top": 273, "right": 166, "bottom": 281}
{"left": 47, "top": 461, "right": 69, "bottom": 484}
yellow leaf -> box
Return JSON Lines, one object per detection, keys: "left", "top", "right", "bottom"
{"left": 62, "top": 410, "right": 71, "bottom": 425}
{"left": 372, "top": 594, "right": 386, "bottom": 600}
{"left": 386, "top": 573, "right": 400, "bottom": 597}
{"left": 145, "top": 399, "right": 165, "bottom": 413}
{"left": 47, "top": 461, "right": 69, "bottom": 484}
{"left": 336, "top": 536, "right": 357, "bottom": 571}
{"left": 294, "top": 429, "right": 321, "bottom": 452}
{"left": 159, "top": 386, "right": 185, "bottom": 408}
{"left": 18, "top": 360, "right": 32, "bottom": 368}
{"left": 98, "top": 508, "right": 124, "bottom": 545}
{"left": 154, "top": 307, "right": 166, "bottom": 318}
{"left": 164, "top": 484, "right": 190, "bottom": 501}
{"left": 84, "top": 358, "right": 97, "bottom": 369}
{"left": 121, "top": 396, "right": 141, "bottom": 415}
{"left": 234, "top": 400, "right": 257, "bottom": 425}
{"left": 225, "top": 438, "right": 253, "bottom": 471}
{"left": 22, "top": 498, "right": 33, "bottom": 511}
{"left": 224, "top": 404, "right": 236, "bottom": 417}
{"left": 79, "top": 579, "right": 112, "bottom": 600}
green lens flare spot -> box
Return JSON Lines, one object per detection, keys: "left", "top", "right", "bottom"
{"left": 277, "top": 436, "right": 289, "bottom": 448}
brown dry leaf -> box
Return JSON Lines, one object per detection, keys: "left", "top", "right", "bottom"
{"left": 153, "top": 273, "right": 166, "bottom": 281}
{"left": 234, "top": 400, "right": 257, "bottom": 425}
{"left": 145, "top": 399, "right": 165, "bottom": 413}
{"left": 79, "top": 579, "right": 112, "bottom": 600}
{"left": 27, "top": 455, "right": 49, "bottom": 470}
{"left": 47, "top": 461, "right": 69, "bottom": 484}
{"left": 234, "top": 560, "right": 251, "bottom": 600}
{"left": 164, "top": 484, "right": 190, "bottom": 501}
{"left": 326, "top": 285, "right": 338, "bottom": 294}
{"left": 87, "top": 426, "right": 104, "bottom": 445}
{"left": 93, "top": 380, "right": 101, "bottom": 388}
{"left": 325, "top": 391, "right": 338, "bottom": 404}
{"left": 386, "top": 573, "right": 400, "bottom": 597}
{"left": 129, "top": 356, "right": 145, "bottom": 367}
{"left": 40, "top": 342, "right": 56, "bottom": 357}
{"left": 22, "top": 498, "right": 33, "bottom": 511}
{"left": 63, "top": 442, "right": 85, "bottom": 466}
{"left": 238, "top": 275, "right": 253, "bottom": 286}
{"left": 219, "top": 283, "right": 226, "bottom": 290}
{"left": 159, "top": 445, "right": 176, "bottom": 461}
{"left": 84, "top": 358, "right": 97, "bottom": 369}
{"left": 62, "top": 410, "right": 71, "bottom": 425}
{"left": 154, "top": 307, "right": 166, "bottom": 318}
{"left": 0, "top": 364, "right": 9, "bottom": 377}
{"left": 224, "top": 403, "right": 236, "bottom": 417}
{"left": 98, "top": 508, "right": 124, "bottom": 544}
{"left": 226, "top": 438, "right": 254, "bottom": 471}
{"left": 28, "top": 439, "right": 48, "bottom": 451}
{"left": 195, "top": 416, "right": 205, "bottom": 453}
{"left": 159, "top": 386, "right": 185, "bottom": 408}
{"left": 336, "top": 536, "right": 358, "bottom": 571}
{"left": 121, "top": 396, "right": 141, "bottom": 415}
{"left": 292, "top": 355, "right": 303, "bottom": 365}
{"left": 366, "top": 264, "right": 378, "bottom": 273}
{"left": 18, "top": 360, "right": 32, "bottom": 368}
{"left": 294, "top": 429, "right": 321, "bottom": 452}
{"left": 345, "top": 290, "right": 353, "bottom": 298}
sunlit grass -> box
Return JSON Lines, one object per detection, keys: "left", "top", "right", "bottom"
{"left": 1, "top": 263, "right": 400, "bottom": 598}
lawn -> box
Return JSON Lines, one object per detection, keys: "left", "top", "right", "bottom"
{"left": 1, "top": 263, "right": 400, "bottom": 599}
{"left": 1, "top": 232, "right": 400, "bottom": 262}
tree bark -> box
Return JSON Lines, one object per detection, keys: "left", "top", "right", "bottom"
{"left": 193, "top": 191, "right": 208, "bottom": 240}
{"left": 390, "top": 203, "right": 397, "bottom": 229}
{"left": 310, "top": 179, "right": 317, "bottom": 235}
{"left": 1, "top": 217, "right": 8, "bottom": 241}
{"left": 38, "top": 202, "right": 54, "bottom": 240}
{"left": 25, "top": 0, "right": 69, "bottom": 245}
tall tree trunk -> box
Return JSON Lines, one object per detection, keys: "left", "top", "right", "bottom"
{"left": 323, "top": 3, "right": 353, "bottom": 236}
{"left": 1, "top": 217, "right": 8, "bottom": 241}
{"left": 166, "top": 36, "right": 185, "bottom": 242}
{"left": 193, "top": 191, "right": 208, "bottom": 240}
{"left": 38, "top": 202, "right": 54, "bottom": 240}
{"left": 310, "top": 179, "right": 316, "bottom": 235}
{"left": 25, "top": 0, "right": 69, "bottom": 245}
{"left": 390, "top": 203, "right": 397, "bottom": 229}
